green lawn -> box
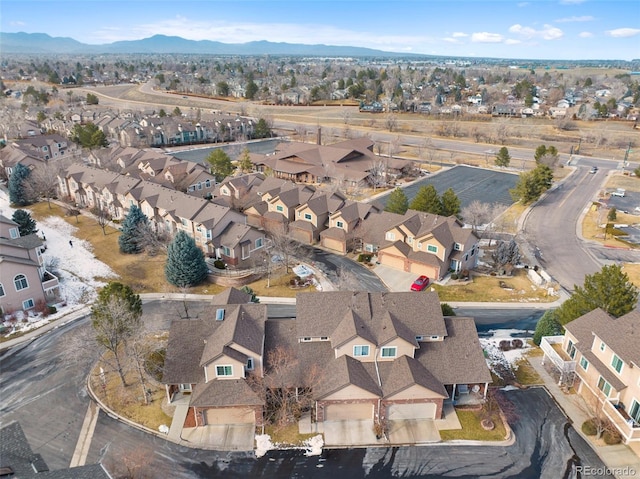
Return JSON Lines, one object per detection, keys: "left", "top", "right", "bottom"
{"left": 440, "top": 407, "right": 507, "bottom": 441}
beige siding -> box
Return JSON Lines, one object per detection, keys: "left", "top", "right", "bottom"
{"left": 334, "top": 339, "right": 376, "bottom": 362}
{"left": 323, "top": 385, "right": 379, "bottom": 401}
{"left": 387, "top": 384, "right": 444, "bottom": 401}
{"left": 378, "top": 340, "right": 416, "bottom": 361}
{"left": 204, "top": 357, "right": 246, "bottom": 381}
{"left": 0, "top": 261, "right": 46, "bottom": 313}
{"left": 229, "top": 343, "right": 264, "bottom": 377}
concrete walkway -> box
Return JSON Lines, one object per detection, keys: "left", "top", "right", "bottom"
{"left": 167, "top": 395, "right": 190, "bottom": 442}
{"left": 528, "top": 356, "right": 640, "bottom": 477}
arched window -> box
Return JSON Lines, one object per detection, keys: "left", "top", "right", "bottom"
{"left": 0, "top": 283, "right": 5, "bottom": 297}
{"left": 14, "top": 274, "right": 29, "bottom": 291}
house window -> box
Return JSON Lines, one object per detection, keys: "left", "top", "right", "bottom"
{"left": 580, "top": 357, "right": 589, "bottom": 371}
{"left": 566, "top": 339, "right": 576, "bottom": 359}
{"left": 216, "top": 365, "right": 233, "bottom": 377}
{"left": 611, "top": 355, "right": 624, "bottom": 374}
{"left": 179, "top": 383, "right": 192, "bottom": 392}
{"left": 415, "top": 336, "right": 423, "bottom": 341}
{"left": 630, "top": 400, "right": 640, "bottom": 425}
{"left": 353, "top": 345, "right": 370, "bottom": 357}
{"left": 430, "top": 335, "right": 440, "bottom": 340}
{"left": 301, "top": 337, "right": 312, "bottom": 342}
{"left": 181, "top": 218, "right": 187, "bottom": 226}
{"left": 9, "top": 227, "right": 19, "bottom": 239}
{"left": 205, "top": 180, "right": 211, "bottom": 188}
{"left": 22, "top": 298, "right": 35, "bottom": 310}
{"left": 597, "top": 376, "right": 611, "bottom": 397}
{"left": 304, "top": 213, "right": 312, "bottom": 221}
{"left": 385, "top": 232, "right": 395, "bottom": 241}
{"left": 336, "top": 221, "right": 344, "bottom": 228}
{"left": 427, "top": 245, "right": 438, "bottom": 253}
{"left": 0, "top": 283, "right": 4, "bottom": 297}
{"left": 246, "top": 358, "right": 254, "bottom": 370}
{"left": 14, "top": 274, "right": 29, "bottom": 291}
{"left": 320, "top": 336, "right": 328, "bottom": 341}
{"left": 381, "top": 346, "right": 397, "bottom": 358}
{"left": 454, "top": 243, "right": 463, "bottom": 251}
{"left": 600, "top": 341, "right": 606, "bottom": 352}
{"left": 221, "top": 246, "right": 231, "bottom": 256}
{"left": 276, "top": 205, "right": 284, "bottom": 212}
{"left": 255, "top": 238, "right": 263, "bottom": 248}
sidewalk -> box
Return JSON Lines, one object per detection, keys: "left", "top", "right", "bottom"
{"left": 527, "top": 356, "right": 640, "bottom": 477}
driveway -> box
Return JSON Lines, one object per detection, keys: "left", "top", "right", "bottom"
{"left": 322, "top": 419, "right": 440, "bottom": 447}
{"left": 374, "top": 264, "right": 434, "bottom": 292}
{"left": 181, "top": 424, "right": 255, "bottom": 451}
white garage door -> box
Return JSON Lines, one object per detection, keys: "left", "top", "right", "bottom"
{"left": 387, "top": 403, "right": 436, "bottom": 420}
{"left": 325, "top": 403, "right": 373, "bottom": 421}
{"left": 205, "top": 407, "right": 255, "bottom": 425}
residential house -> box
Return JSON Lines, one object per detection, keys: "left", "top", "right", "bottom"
{"left": 163, "top": 293, "right": 267, "bottom": 429}
{"left": 319, "top": 201, "right": 381, "bottom": 253}
{"left": 0, "top": 214, "right": 59, "bottom": 314}
{"left": 0, "top": 134, "right": 75, "bottom": 177}
{"left": 163, "top": 289, "right": 491, "bottom": 443}
{"left": 363, "top": 210, "right": 479, "bottom": 279}
{"left": 289, "top": 190, "right": 347, "bottom": 244}
{"left": 251, "top": 138, "right": 410, "bottom": 187}
{"left": 292, "top": 291, "right": 491, "bottom": 425}
{"left": 0, "top": 421, "right": 112, "bottom": 479}
{"left": 540, "top": 308, "right": 640, "bottom": 444}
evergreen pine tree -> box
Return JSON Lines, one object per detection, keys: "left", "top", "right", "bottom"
{"left": 495, "top": 147, "right": 511, "bottom": 168}
{"left": 118, "top": 205, "right": 149, "bottom": 254}
{"left": 165, "top": 231, "right": 209, "bottom": 287}
{"left": 11, "top": 209, "right": 38, "bottom": 236}
{"left": 441, "top": 188, "right": 461, "bottom": 217}
{"left": 8, "top": 164, "right": 32, "bottom": 206}
{"left": 532, "top": 310, "right": 563, "bottom": 345}
{"left": 384, "top": 187, "right": 409, "bottom": 214}
{"left": 410, "top": 185, "right": 442, "bottom": 214}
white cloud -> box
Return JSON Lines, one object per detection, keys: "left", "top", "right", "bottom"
{"left": 606, "top": 28, "right": 640, "bottom": 38}
{"left": 9, "top": 21, "right": 25, "bottom": 26}
{"left": 579, "top": 31, "right": 594, "bottom": 38}
{"left": 517, "top": 2, "right": 530, "bottom": 6}
{"left": 452, "top": 32, "right": 468, "bottom": 38}
{"left": 505, "top": 39, "right": 522, "bottom": 45}
{"left": 560, "top": 0, "right": 586, "bottom": 4}
{"left": 471, "top": 32, "right": 504, "bottom": 43}
{"left": 443, "top": 37, "right": 462, "bottom": 44}
{"left": 555, "top": 15, "right": 595, "bottom": 23}
{"left": 509, "top": 24, "right": 563, "bottom": 40}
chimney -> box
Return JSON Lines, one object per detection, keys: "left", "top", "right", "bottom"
{"left": 317, "top": 127, "right": 322, "bottom": 145}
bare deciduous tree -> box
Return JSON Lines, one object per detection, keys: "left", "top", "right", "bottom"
{"left": 248, "top": 346, "right": 323, "bottom": 429}
{"left": 91, "top": 206, "right": 112, "bottom": 235}
{"left": 461, "top": 200, "right": 492, "bottom": 232}
{"left": 267, "top": 223, "right": 305, "bottom": 273}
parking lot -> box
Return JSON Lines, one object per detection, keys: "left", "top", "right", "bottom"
{"left": 377, "top": 165, "right": 519, "bottom": 209}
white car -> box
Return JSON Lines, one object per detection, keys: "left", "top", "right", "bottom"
{"left": 611, "top": 188, "right": 626, "bottom": 197}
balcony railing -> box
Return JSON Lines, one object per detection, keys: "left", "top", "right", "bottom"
{"left": 41, "top": 270, "right": 59, "bottom": 291}
{"left": 602, "top": 400, "right": 640, "bottom": 442}
{"left": 541, "top": 336, "right": 576, "bottom": 374}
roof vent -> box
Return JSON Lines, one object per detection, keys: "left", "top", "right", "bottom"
{"left": 216, "top": 308, "right": 225, "bottom": 321}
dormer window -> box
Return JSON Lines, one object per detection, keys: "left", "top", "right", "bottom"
{"left": 427, "top": 245, "right": 438, "bottom": 253}
{"left": 336, "top": 221, "right": 344, "bottom": 228}
{"left": 216, "top": 365, "right": 233, "bottom": 377}
{"left": 381, "top": 346, "right": 397, "bottom": 358}
{"left": 353, "top": 345, "right": 370, "bottom": 357}
{"left": 385, "top": 232, "right": 395, "bottom": 241}
{"left": 454, "top": 243, "right": 463, "bottom": 251}
{"left": 9, "top": 227, "right": 19, "bottom": 239}
{"left": 246, "top": 358, "right": 254, "bottom": 370}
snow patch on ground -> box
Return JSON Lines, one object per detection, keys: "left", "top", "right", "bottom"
{"left": 304, "top": 434, "right": 324, "bottom": 456}
{"left": 480, "top": 329, "right": 532, "bottom": 379}
{"left": 254, "top": 434, "right": 275, "bottom": 458}
{"left": 1, "top": 191, "right": 117, "bottom": 334}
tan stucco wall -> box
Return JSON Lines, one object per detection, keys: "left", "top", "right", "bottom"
{"left": 204, "top": 356, "right": 246, "bottom": 381}
{"left": 334, "top": 338, "right": 376, "bottom": 361}
{"left": 386, "top": 384, "right": 445, "bottom": 401}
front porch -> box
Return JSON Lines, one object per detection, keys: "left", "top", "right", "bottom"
{"left": 602, "top": 399, "right": 640, "bottom": 444}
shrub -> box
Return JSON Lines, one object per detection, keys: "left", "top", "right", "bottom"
{"left": 451, "top": 273, "right": 459, "bottom": 280}
{"left": 48, "top": 306, "right": 57, "bottom": 315}
{"left": 499, "top": 340, "right": 512, "bottom": 351}
{"left": 213, "top": 260, "right": 226, "bottom": 269}
{"left": 358, "top": 253, "right": 373, "bottom": 263}
{"left": 603, "top": 429, "right": 622, "bottom": 445}
{"left": 511, "top": 339, "right": 524, "bottom": 349}
{"left": 581, "top": 418, "right": 598, "bottom": 436}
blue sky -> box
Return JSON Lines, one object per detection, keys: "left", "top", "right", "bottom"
{"left": 1, "top": 0, "right": 639, "bottom": 60}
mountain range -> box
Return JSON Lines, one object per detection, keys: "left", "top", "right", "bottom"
{"left": 0, "top": 32, "right": 421, "bottom": 57}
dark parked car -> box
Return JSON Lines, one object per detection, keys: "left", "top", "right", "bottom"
{"left": 410, "top": 275, "right": 430, "bottom": 291}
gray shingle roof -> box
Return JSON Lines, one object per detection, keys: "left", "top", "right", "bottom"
{"left": 190, "top": 378, "right": 263, "bottom": 407}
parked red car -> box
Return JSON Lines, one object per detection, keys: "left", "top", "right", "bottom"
{"left": 410, "top": 275, "right": 430, "bottom": 291}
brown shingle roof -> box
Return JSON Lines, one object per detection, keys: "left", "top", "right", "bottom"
{"left": 565, "top": 308, "right": 640, "bottom": 368}
{"left": 190, "top": 379, "right": 263, "bottom": 407}
{"left": 382, "top": 355, "right": 448, "bottom": 399}
{"left": 415, "top": 317, "right": 493, "bottom": 384}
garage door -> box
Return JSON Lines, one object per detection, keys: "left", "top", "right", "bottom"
{"left": 205, "top": 407, "right": 255, "bottom": 425}
{"left": 409, "top": 262, "right": 436, "bottom": 277}
{"left": 387, "top": 403, "right": 436, "bottom": 420}
{"left": 322, "top": 237, "right": 345, "bottom": 254}
{"left": 380, "top": 254, "right": 405, "bottom": 271}
{"left": 325, "top": 403, "right": 373, "bottom": 421}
